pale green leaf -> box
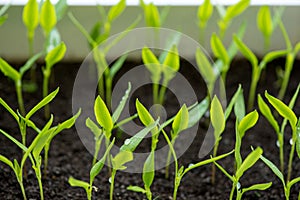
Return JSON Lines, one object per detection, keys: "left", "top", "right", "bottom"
{"left": 86, "top": 118, "right": 102, "bottom": 138}
{"left": 45, "top": 42, "right": 66, "bottom": 69}
{"left": 20, "top": 51, "right": 43, "bottom": 76}
{"left": 162, "top": 45, "right": 179, "bottom": 72}
{"left": 224, "top": 84, "right": 242, "bottom": 120}
{"left": 112, "top": 150, "right": 133, "bottom": 170}
{"left": 210, "top": 95, "right": 225, "bottom": 138}
{"left": 195, "top": 47, "right": 215, "bottom": 85}
{"left": 108, "top": 0, "right": 126, "bottom": 22}
{"left": 94, "top": 96, "right": 113, "bottom": 132}
{"left": 197, "top": 0, "right": 213, "bottom": 27}
{"left": 257, "top": 6, "right": 273, "bottom": 38}
{"left": 211, "top": 33, "right": 229, "bottom": 66}
{"left": 112, "top": 82, "right": 131, "bottom": 123}
{"left": 144, "top": 3, "right": 160, "bottom": 27}
{"left": 296, "top": 119, "right": 300, "bottom": 158}
{"left": 260, "top": 50, "right": 288, "bottom": 70}
{"left": 242, "top": 182, "right": 272, "bottom": 194}
{"left": 40, "top": 0, "right": 57, "bottom": 35}
{"left": 233, "top": 35, "right": 258, "bottom": 67}
{"left": 187, "top": 97, "right": 209, "bottom": 128}
{"left": 127, "top": 185, "right": 146, "bottom": 193}
{"left": 0, "top": 58, "right": 20, "bottom": 82}
{"left": 0, "top": 155, "right": 14, "bottom": 169}
{"left": 0, "top": 98, "right": 19, "bottom": 121}
{"left": 224, "top": 0, "right": 250, "bottom": 22}
{"left": 260, "top": 155, "right": 285, "bottom": 187}
{"left": 172, "top": 104, "right": 189, "bottom": 136}
{"left": 55, "top": 0, "right": 68, "bottom": 22}
{"left": 68, "top": 176, "right": 89, "bottom": 191}
{"left": 143, "top": 151, "right": 155, "bottom": 188}
{"left": 234, "top": 89, "right": 245, "bottom": 122}
{"left": 23, "top": 0, "right": 39, "bottom": 32}
{"left": 238, "top": 110, "right": 259, "bottom": 138}
{"left": 136, "top": 99, "right": 155, "bottom": 126}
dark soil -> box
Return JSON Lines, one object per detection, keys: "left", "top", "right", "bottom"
{"left": 0, "top": 57, "right": 299, "bottom": 199}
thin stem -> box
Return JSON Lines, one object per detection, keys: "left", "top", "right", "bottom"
{"left": 211, "top": 141, "right": 219, "bottom": 185}
{"left": 44, "top": 144, "right": 50, "bottom": 176}
{"left": 287, "top": 136, "right": 296, "bottom": 182}
{"left": 16, "top": 80, "right": 25, "bottom": 116}
{"left": 229, "top": 183, "right": 236, "bottom": 200}
{"left": 19, "top": 181, "right": 27, "bottom": 200}
{"left": 248, "top": 68, "right": 260, "bottom": 111}
{"left": 278, "top": 53, "right": 294, "bottom": 100}
{"left": 92, "top": 139, "right": 101, "bottom": 166}
{"left": 165, "top": 138, "right": 175, "bottom": 179}
{"left": 43, "top": 69, "right": 50, "bottom": 119}
{"left": 110, "top": 169, "right": 116, "bottom": 200}
{"left": 153, "top": 83, "right": 159, "bottom": 104}
{"left": 278, "top": 133, "right": 284, "bottom": 173}
{"left": 105, "top": 69, "right": 112, "bottom": 110}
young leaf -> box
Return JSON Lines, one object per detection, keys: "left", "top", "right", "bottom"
{"left": 143, "top": 3, "right": 160, "bottom": 27}
{"left": 172, "top": 104, "right": 189, "bottom": 136}
{"left": 260, "top": 50, "right": 288, "bottom": 70}
{"left": 110, "top": 54, "right": 128, "bottom": 79}
{"left": 23, "top": 0, "right": 39, "bottom": 34}
{"left": 0, "top": 155, "right": 14, "bottom": 169}
{"left": 234, "top": 89, "right": 245, "bottom": 122}
{"left": 257, "top": 6, "right": 273, "bottom": 38}
{"left": 257, "top": 94, "right": 280, "bottom": 133}
{"left": 45, "top": 42, "right": 66, "bottom": 68}
{"left": 0, "top": 58, "right": 20, "bottom": 82}
{"left": 224, "top": 84, "right": 242, "bottom": 120}
{"left": 142, "top": 46, "right": 161, "bottom": 74}
{"left": 187, "top": 97, "right": 209, "bottom": 128}
{"left": 233, "top": 35, "right": 258, "bottom": 67}
{"left": 112, "top": 82, "right": 131, "bottom": 123}
{"left": 40, "top": 0, "right": 57, "bottom": 35}
{"left": 236, "top": 147, "right": 263, "bottom": 180}
{"left": 45, "top": 28, "right": 61, "bottom": 53}
{"left": 136, "top": 99, "right": 155, "bottom": 126}
{"left": 224, "top": 0, "right": 250, "bottom": 22}
{"left": 0, "top": 129, "right": 28, "bottom": 152}
{"left": 26, "top": 88, "right": 59, "bottom": 120}
{"left": 90, "top": 138, "right": 115, "bottom": 183}
{"left": 238, "top": 110, "right": 259, "bottom": 137}
{"left": 120, "top": 119, "right": 159, "bottom": 152}
{"left": 143, "top": 151, "right": 155, "bottom": 188}
{"left": 112, "top": 150, "right": 133, "bottom": 170}
{"left": 68, "top": 177, "right": 89, "bottom": 191}
{"left": 242, "top": 182, "right": 272, "bottom": 194}
{"left": 197, "top": 0, "right": 213, "bottom": 27}
{"left": 265, "top": 91, "right": 297, "bottom": 128}
{"left": 210, "top": 96, "right": 225, "bottom": 137}
{"left": 55, "top": 0, "right": 68, "bottom": 22}
{"left": 94, "top": 96, "right": 113, "bottom": 132}
{"left": 195, "top": 47, "right": 215, "bottom": 85}
{"left": 108, "top": 0, "right": 126, "bottom": 22}
{"left": 0, "top": 98, "right": 19, "bottom": 121}
{"left": 296, "top": 119, "right": 300, "bottom": 158}
{"left": 52, "top": 109, "right": 81, "bottom": 136}
{"left": 162, "top": 45, "right": 179, "bottom": 72}
{"left": 127, "top": 186, "right": 147, "bottom": 194}
{"left": 20, "top": 51, "right": 44, "bottom": 76}
{"left": 86, "top": 118, "right": 102, "bottom": 138}
{"left": 211, "top": 33, "right": 229, "bottom": 66}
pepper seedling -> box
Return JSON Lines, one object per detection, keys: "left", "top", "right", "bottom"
{"left": 140, "top": 0, "right": 169, "bottom": 28}
{"left": 233, "top": 35, "right": 288, "bottom": 110}
{"left": 216, "top": 0, "right": 250, "bottom": 38}
{"left": 197, "top": 0, "right": 213, "bottom": 45}
{"left": 214, "top": 147, "right": 272, "bottom": 200}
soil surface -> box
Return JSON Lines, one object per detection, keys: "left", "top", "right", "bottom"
{"left": 0, "top": 58, "right": 299, "bottom": 199}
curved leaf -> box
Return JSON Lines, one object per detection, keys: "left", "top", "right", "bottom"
{"left": 238, "top": 110, "right": 259, "bottom": 138}
{"left": 45, "top": 42, "right": 66, "bottom": 69}
{"left": 242, "top": 182, "right": 272, "bottom": 194}
{"left": 108, "top": 0, "right": 126, "bottom": 22}
{"left": 172, "top": 104, "right": 189, "bottom": 137}
{"left": 112, "top": 150, "right": 133, "bottom": 170}
{"left": 112, "top": 82, "right": 131, "bottom": 123}
{"left": 136, "top": 99, "right": 155, "bottom": 126}
{"left": 211, "top": 33, "right": 229, "bottom": 66}
{"left": 195, "top": 47, "right": 215, "bottom": 84}
{"left": 163, "top": 45, "right": 179, "bottom": 72}
{"left": 197, "top": 0, "right": 213, "bottom": 27}
{"left": 94, "top": 96, "right": 113, "bottom": 132}
{"left": 0, "top": 58, "right": 20, "bottom": 82}
{"left": 233, "top": 35, "right": 258, "bottom": 67}
{"left": 210, "top": 96, "right": 225, "bottom": 138}
{"left": 23, "top": 0, "right": 39, "bottom": 33}
{"left": 143, "top": 151, "right": 155, "bottom": 188}
{"left": 257, "top": 6, "right": 273, "bottom": 38}
{"left": 40, "top": 0, "right": 57, "bottom": 35}
{"left": 224, "top": 0, "right": 250, "bottom": 22}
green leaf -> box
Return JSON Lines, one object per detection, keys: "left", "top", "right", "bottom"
{"left": 136, "top": 99, "right": 155, "bottom": 126}
{"left": 296, "top": 119, "right": 300, "bottom": 158}
{"left": 90, "top": 138, "right": 115, "bottom": 183}
{"left": 172, "top": 104, "right": 189, "bottom": 136}
{"left": 213, "top": 159, "right": 234, "bottom": 182}
{"left": 45, "top": 28, "right": 61, "bottom": 53}
{"left": 233, "top": 35, "right": 258, "bottom": 67}
{"left": 40, "top": 0, "right": 57, "bottom": 35}
{"left": 210, "top": 95, "right": 225, "bottom": 138}
{"left": 108, "top": 0, "right": 126, "bottom": 22}
{"left": 195, "top": 47, "right": 215, "bottom": 85}
{"left": 52, "top": 109, "right": 81, "bottom": 137}
{"left": 55, "top": 0, "right": 68, "bottom": 22}
{"left": 224, "top": 0, "right": 250, "bottom": 22}
{"left": 257, "top": 6, "right": 273, "bottom": 38}
{"left": 112, "top": 82, "right": 131, "bottom": 123}
{"left": 0, "top": 129, "right": 28, "bottom": 152}
{"left": 143, "top": 151, "right": 155, "bottom": 188}
{"left": 68, "top": 176, "right": 89, "bottom": 191}
{"left": 260, "top": 50, "right": 288, "bottom": 70}
{"left": 45, "top": 42, "right": 66, "bottom": 69}
{"left": 260, "top": 155, "right": 285, "bottom": 187}
{"left": 197, "top": 0, "right": 213, "bottom": 27}
{"left": 0, "top": 58, "right": 20, "bottom": 82}
{"left": 187, "top": 97, "right": 209, "bottom": 128}
{"left": 211, "top": 33, "right": 229, "bottom": 66}
{"left": 127, "top": 185, "right": 146, "bottom": 194}
{"left": 242, "top": 182, "right": 272, "bottom": 194}
{"left": 0, "top": 98, "right": 19, "bottom": 121}
{"left": 26, "top": 88, "right": 59, "bottom": 120}
{"left": 120, "top": 119, "right": 159, "bottom": 152}
{"left": 94, "top": 96, "right": 113, "bottom": 132}
{"left": 143, "top": 3, "right": 160, "bottom": 27}
{"left": 86, "top": 118, "right": 102, "bottom": 138}
{"left": 0, "top": 4, "right": 10, "bottom": 17}
{"left": 225, "top": 85, "right": 242, "bottom": 120}
{"left": 20, "top": 52, "right": 43, "bottom": 76}
{"left": 257, "top": 95, "right": 279, "bottom": 133}
{"left": 162, "top": 45, "right": 180, "bottom": 72}
{"left": 0, "top": 155, "right": 14, "bottom": 169}
{"left": 238, "top": 110, "right": 259, "bottom": 138}
{"left": 142, "top": 46, "right": 161, "bottom": 77}
{"left": 0, "top": 15, "right": 7, "bottom": 26}
{"left": 236, "top": 147, "right": 263, "bottom": 180}
{"left": 112, "top": 150, "right": 133, "bottom": 170}
{"left": 265, "top": 91, "right": 297, "bottom": 129}
{"left": 234, "top": 88, "right": 245, "bottom": 122}
{"left": 110, "top": 54, "right": 127, "bottom": 79}
{"left": 23, "top": 0, "right": 39, "bottom": 33}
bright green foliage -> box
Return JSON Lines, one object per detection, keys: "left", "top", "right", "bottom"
{"left": 211, "top": 33, "right": 230, "bottom": 76}
{"left": 198, "top": 0, "right": 213, "bottom": 28}
{"left": 40, "top": 0, "right": 57, "bottom": 36}
{"left": 211, "top": 96, "right": 225, "bottom": 137}
{"left": 257, "top": 6, "right": 273, "bottom": 51}
{"left": 217, "top": 0, "right": 250, "bottom": 38}
{"left": 140, "top": 0, "right": 169, "bottom": 27}
{"left": 94, "top": 96, "right": 114, "bottom": 133}
{"left": 142, "top": 45, "right": 180, "bottom": 104}
{"left": 23, "top": 0, "right": 39, "bottom": 46}
{"left": 214, "top": 147, "right": 271, "bottom": 200}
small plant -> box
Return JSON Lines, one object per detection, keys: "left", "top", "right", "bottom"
{"left": 141, "top": 45, "right": 180, "bottom": 104}
{"left": 69, "top": 0, "right": 140, "bottom": 107}
{"left": 140, "top": 0, "right": 169, "bottom": 28}
{"left": 0, "top": 4, "right": 9, "bottom": 26}
{"left": 0, "top": 88, "right": 80, "bottom": 200}
{"left": 258, "top": 88, "right": 300, "bottom": 183}
{"left": 233, "top": 35, "right": 288, "bottom": 110}
{"left": 214, "top": 147, "right": 272, "bottom": 200}
{"left": 197, "top": 0, "right": 213, "bottom": 45}
{"left": 216, "top": 0, "right": 250, "bottom": 38}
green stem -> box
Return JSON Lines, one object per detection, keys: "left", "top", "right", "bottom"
{"left": 16, "top": 174, "right": 27, "bottom": 200}
{"left": 105, "top": 137, "right": 112, "bottom": 175}
{"left": 229, "top": 183, "right": 236, "bottom": 200}
{"left": 105, "top": 69, "right": 112, "bottom": 110}
{"left": 43, "top": 70, "right": 50, "bottom": 119}
{"left": 287, "top": 136, "right": 296, "bottom": 182}
{"left": 44, "top": 144, "right": 50, "bottom": 176}
{"left": 153, "top": 83, "right": 159, "bottom": 104}
{"left": 92, "top": 139, "right": 101, "bottom": 166}
{"left": 165, "top": 139, "right": 175, "bottom": 179}
{"left": 145, "top": 187, "right": 152, "bottom": 200}
{"left": 110, "top": 169, "right": 116, "bottom": 200}
{"left": 28, "top": 33, "right": 36, "bottom": 83}
{"left": 278, "top": 53, "right": 294, "bottom": 100}
{"left": 16, "top": 80, "right": 25, "bottom": 116}
{"left": 248, "top": 68, "right": 260, "bottom": 111}
{"left": 278, "top": 133, "right": 284, "bottom": 173}
{"left": 211, "top": 141, "right": 219, "bottom": 185}
{"left": 236, "top": 189, "right": 242, "bottom": 200}
{"left": 35, "top": 163, "right": 44, "bottom": 200}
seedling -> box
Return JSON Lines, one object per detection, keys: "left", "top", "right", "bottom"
{"left": 141, "top": 45, "right": 180, "bottom": 104}
{"left": 258, "top": 88, "right": 300, "bottom": 184}
{"left": 197, "top": 0, "right": 213, "bottom": 45}
{"left": 216, "top": 0, "right": 250, "bottom": 38}
{"left": 233, "top": 35, "right": 288, "bottom": 110}
{"left": 0, "top": 88, "right": 80, "bottom": 200}
{"left": 214, "top": 147, "right": 272, "bottom": 200}
{"left": 0, "top": 4, "right": 9, "bottom": 26}
{"left": 69, "top": 0, "right": 140, "bottom": 107}
{"left": 276, "top": 18, "right": 300, "bottom": 99}
{"left": 140, "top": 0, "right": 169, "bottom": 28}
